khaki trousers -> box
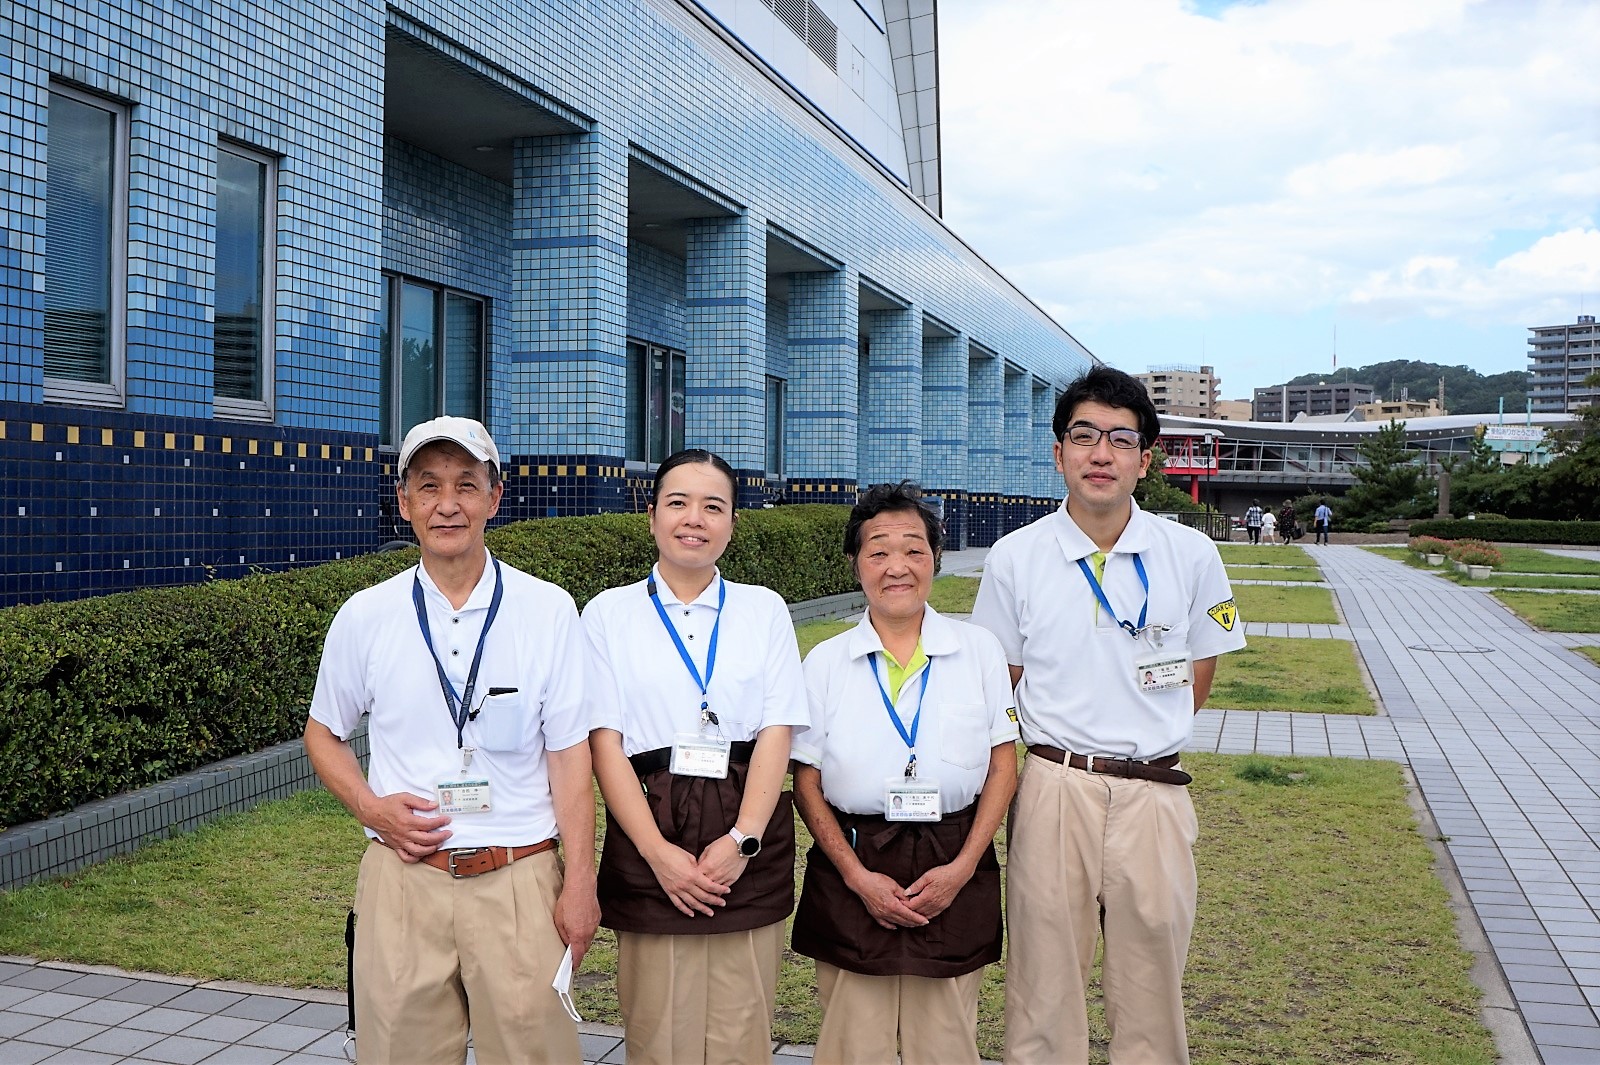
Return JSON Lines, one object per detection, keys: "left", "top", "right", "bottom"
{"left": 814, "top": 962, "right": 983, "bottom": 1065}
{"left": 1003, "top": 752, "right": 1198, "bottom": 1065}
{"left": 352, "top": 842, "right": 580, "bottom": 1065}
{"left": 617, "top": 922, "right": 785, "bottom": 1065}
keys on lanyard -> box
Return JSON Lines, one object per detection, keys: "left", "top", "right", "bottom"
{"left": 412, "top": 560, "right": 505, "bottom": 759}
{"left": 1076, "top": 553, "right": 1150, "bottom": 639}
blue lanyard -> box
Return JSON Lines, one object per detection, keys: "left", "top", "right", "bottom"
{"left": 411, "top": 560, "right": 504, "bottom": 750}
{"left": 647, "top": 573, "right": 726, "bottom": 722}
{"left": 870, "top": 652, "right": 931, "bottom": 777}
{"left": 1075, "top": 553, "right": 1149, "bottom": 639}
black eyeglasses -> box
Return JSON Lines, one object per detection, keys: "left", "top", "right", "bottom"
{"left": 1064, "top": 423, "right": 1144, "bottom": 450}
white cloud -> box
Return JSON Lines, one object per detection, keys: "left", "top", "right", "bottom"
{"left": 939, "top": 0, "right": 1600, "bottom": 334}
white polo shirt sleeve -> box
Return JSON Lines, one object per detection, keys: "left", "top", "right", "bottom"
{"left": 580, "top": 588, "right": 627, "bottom": 736}
{"left": 792, "top": 640, "right": 833, "bottom": 769}
{"left": 535, "top": 587, "right": 590, "bottom": 752}
{"left": 1185, "top": 543, "right": 1247, "bottom": 661}
{"left": 758, "top": 587, "right": 810, "bottom": 731}
{"left": 974, "top": 625, "right": 1021, "bottom": 745}
{"left": 970, "top": 545, "right": 1024, "bottom": 666}
{"left": 308, "top": 593, "right": 374, "bottom": 741}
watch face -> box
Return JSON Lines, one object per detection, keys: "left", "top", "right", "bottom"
{"left": 738, "top": 836, "right": 760, "bottom": 857}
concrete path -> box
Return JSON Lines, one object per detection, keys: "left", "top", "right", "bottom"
{"left": 4, "top": 543, "right": 1599, "bottom": 1063}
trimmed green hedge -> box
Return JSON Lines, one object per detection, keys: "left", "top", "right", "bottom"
{"left": 1407, "top": 518, "right": 1600, "bottom": 546}
{"left": 0, "top": 505, "right": 854, "bottom": 827}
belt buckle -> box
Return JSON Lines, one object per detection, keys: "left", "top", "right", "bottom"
{"left": 446, "top": 848, "right": 484, "bottom": 879}
{"left": 1082, "top": 753, "right": 1096, "bottom": 775}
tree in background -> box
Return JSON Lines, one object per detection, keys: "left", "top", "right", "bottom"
{"left": 1531, "top": 370, "right": 1600, "bottom": 520}
{"left": 1135, "top": 445, "right": 1205, "bottom": 513}
{"left": 1339, "top": 420, "right": 1432, "bottom": 524}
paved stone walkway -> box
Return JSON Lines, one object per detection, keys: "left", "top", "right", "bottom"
{"left": 4, "top": 543, "right": 1598, "bottom": 1063}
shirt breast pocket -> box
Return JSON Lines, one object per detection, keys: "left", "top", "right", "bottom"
{"left": 470, "top": 690, "right": 527, "bottom": 752}
{"left": 937, "top": 702, "right": 990, "bottom": 771}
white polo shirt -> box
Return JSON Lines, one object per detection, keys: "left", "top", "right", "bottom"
{"left": 308, "top": 550, "right": 589, "bottom": 849}
{"left": 972, "top": 500, "right": 1246, "bottom": 761}
{"left": 583, "top": 567, "right": 809, "bottom": 756}
{"left": 793, "top": 606, "right": 1018, "bottom": 816}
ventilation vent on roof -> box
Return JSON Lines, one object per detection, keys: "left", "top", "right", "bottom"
{"left": 763, "top": 0, "right": 838, "bottom": 71}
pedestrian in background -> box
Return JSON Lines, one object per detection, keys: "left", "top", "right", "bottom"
{"left": 1244, "top": 499, "right": 1263, "bottom": 544}
{"left": 1314, "top": 498, "right": 1333, "bottom": 545}
{"left": 1260, "top": 508, "right": 1278, "bottom": 545}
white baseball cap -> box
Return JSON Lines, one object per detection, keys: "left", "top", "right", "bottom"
{"left": 397, "top": 416, "right": 501, "bottom": 479}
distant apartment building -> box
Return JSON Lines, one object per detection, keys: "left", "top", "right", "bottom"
{"left": 1355, "top": 397, "right": 1445, "bottom": 420}
{"left": 1528, "top": 316, "right": 1599, "bottom": 414}
{"left": 1137, "top": 364, "right": 1218, "bottom": 418}
{"left": 1215, "top": 399, "right": 1253, "bottom": 421}
{"left": 1253, "top": 381, "right": 1375, "bottom": 422}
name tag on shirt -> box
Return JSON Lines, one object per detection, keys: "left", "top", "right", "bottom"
{"left": 1136, "top": 652, "right": 1193, "bottom": 693}
{"left": 436, "top": 779, "right": 493, "bottom": 815}
{"left": 671, "top": 732, "right": 731, "bottom": 779}
{"left": 885, "top": 778, "right": 942, "bottom": 822}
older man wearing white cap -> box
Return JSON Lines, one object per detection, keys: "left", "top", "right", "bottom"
{"left": 304, "top": 416, "right": 599, "bottom": 1064}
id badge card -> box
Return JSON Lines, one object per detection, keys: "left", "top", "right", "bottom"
{"left": 670, "top": 732, "right": 731, "bottom": 779}
{"left": 436, "top": 779, "right": 493, "bottom": 815}
{"left": 1136, "top": 651, "right": 1193, "bottom": 693}
{"left": 884, "top": 778, "right": 942, "bottom": 822}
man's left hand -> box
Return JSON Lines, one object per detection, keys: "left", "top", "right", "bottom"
{"left": 904, "top": 860, "right": 974, "bottom": 919}
{"left": 553, "top": 873, "right": 600, "bottom": 967}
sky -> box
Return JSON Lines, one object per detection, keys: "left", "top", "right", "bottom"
{"left": 937, "top": 0, "right": 1600, "bottom": 398}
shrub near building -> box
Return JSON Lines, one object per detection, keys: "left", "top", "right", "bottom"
{"left": 0, "top": 505, "right": 854, "bottom": 827}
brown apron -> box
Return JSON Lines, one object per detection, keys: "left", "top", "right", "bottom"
{"left": 598, "top": 753, "right": 795, "bottom": 936}
{"left": 791, "top": 800, "right": 1002, "bottom": 978}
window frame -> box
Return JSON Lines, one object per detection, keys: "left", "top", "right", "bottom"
{"left": 212, "top": 140, "right": 278, "bottom": 422}
{"left": 43, "top": 83, "right": 129, "bottom": 408}
{"left": 378, "top": 272, "right": 487, "bottom": 449}
{"left": 765, "top": 374, "right": 787, "bottom": 476}
{"left": 624, "top": 338, "right": 687, "bottom": 467}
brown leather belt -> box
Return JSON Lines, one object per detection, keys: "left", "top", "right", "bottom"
{"left": 419, "top": 839, "right": 558, "bottom": 878}
{"left": 1027, "top": 744, "right": 1193, "bottom": 786}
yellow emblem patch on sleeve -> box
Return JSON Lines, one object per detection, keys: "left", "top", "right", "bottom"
{"left": 1207, "top": 599, "right": 1238, "bottom": 631}
{"left": 1006, "top": 706, "right": 1019, "bottom": 724}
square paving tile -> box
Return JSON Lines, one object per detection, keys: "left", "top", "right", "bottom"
{"left": 75, "top": 1027, "right": 167, "bottom": 1056}
{"left": 107, "top": 982, "right": 189, "bottom": 1007}
{"left": 164, "top": 990, "right": 246, "bottom": 1016}
{"left": 238, "top": 1024, "right": 323, "bottom": 1052}
{"left": 194, "top": 1045, "right": 290, "bottom": 1064}
{"left": 124, "top": 1008, "right": 213, "bottom": 1034}
{"left": 0, "top": 1042, "right": 55, "bottom": 1065}
{"left": 37, "top": 1049, "right": 121, "bottom": 1065}
{"left": 7, "top": 994, "right": 96, "bottom": 1019}
{"left": 0, "top": 1015, "right": 45, "bottom": 1040}
{"left": 140, "top": 1035, "right": 231, "bottom": 1064}
{"left": 218, "top": 997, "right": 301, "bottom": 1024}
{"left": 181, "top": 1015, "right": 267, "bottom": 1042}
{"left": 53, "top": 974, "right": 135, "bottom": 998}
{"left": 1, "top": 972, "right": 77, "bottom": 994}
{"left": 278, "top": 1004, "right": 344, "bottom": 1032}
{"left": 64, "top": 999, "right": 150, "bottom": 1025}
{"left": 12, "top": 1018, "right": 104, "bottom": 1047}
{"left": 295, "top": 1031, "right": 348, "bottom": 1058}
{"left": 0, "top": 991, "right": 38, "bottom": 1012}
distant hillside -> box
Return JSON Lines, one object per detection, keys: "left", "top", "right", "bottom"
{"left": 1280, "top": 360, "right": 1527, "bottom": 416}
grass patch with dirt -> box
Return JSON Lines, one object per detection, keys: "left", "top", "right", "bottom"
{"left": 1442, "top": 571, "right": 1600, "bottom": 590}
{"left": 1493, "top": 591, "right": 1600, "bottom": 632}
{"left": 1207, "top": 637, "right": 1374, "bottom": 714}
{"left": 1218, "top": 545, "right": 1314, "bottom": 567}
{"left": 1226, "top": 565, "right": 1325, "bottom": 583}
{"left": 0, "top": 755, "right": 1490, "bottom": 1063}
{"left": 1233, "top": 584, "right": 1339, "bottom": 624}
{"left": 1575, "top": 646, "right": 1600, "bottom": 668}
{"left": 928, "top": 574, "right": 980, "bottom": 614}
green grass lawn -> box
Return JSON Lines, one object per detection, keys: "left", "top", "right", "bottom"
{"left": 1226, "top": 565, "right": 1325, "bottom": 583}
{"left": 1363, "top": 546, "right": 1431, "bottom": 567}
{"left": 1234, "top": 584, "right": 1339, "bottom": 624}
{"left": 1493, "top": 591, "right": 1600, "bottom": 632}
{"left": 1207, "top": 637, "right": 1374, "bottom": 714}
{"left": 1490, "top": 546, "right": 1600, "bottom": 575}
{"left": 1442, "top": 571, "right": 1600, "bottom": 590}
{"left": 1218, "top": 545, "right": 1314, "bottom": 567}
{"left": 0, "top": 753, "right": 1490, "bottom": 1063}
{"left": 928, "top": 574, "right": 979, "bottom": 613}
{"left": 795, "top": 618, "right": 852, "bottom": 656}
{"left": 1576, "top": 646, "right": 1600, "bottom": 668}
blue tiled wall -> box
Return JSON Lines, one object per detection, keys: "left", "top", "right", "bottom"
{"left": 2, "top": 0, "right": 1094, "bottom": 603}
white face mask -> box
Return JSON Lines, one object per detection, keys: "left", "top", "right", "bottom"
{"left": 552, "top": 945, "right": 582, "bottom": 1022}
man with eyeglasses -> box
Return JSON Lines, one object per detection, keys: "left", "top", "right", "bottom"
{"left": 972, "top": 366, "right": 1246, "bottom": 1064}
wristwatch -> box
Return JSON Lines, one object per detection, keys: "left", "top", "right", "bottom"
{"left": 728, "top": 826, "right": 761, "bottom": 858}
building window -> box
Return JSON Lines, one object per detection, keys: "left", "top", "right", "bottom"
{"left": 214, "top": 143, "right": 276, "bottom": 418}
{"left": 44, "top": 85, "right": 128, "bottom": 406}
{"left": 379, "top": 275, "right": 485, "bottom": 448}
{"left": 625, "top": 340, "right": 686, "bottom": 464}
{"left": 766, "top": 375, "right": 786, "bottom": 476}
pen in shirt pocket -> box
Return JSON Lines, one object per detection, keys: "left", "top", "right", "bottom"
{"left": 469, "top": 687, "right": 519, "bottom": 720}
